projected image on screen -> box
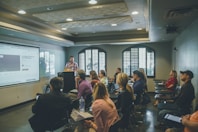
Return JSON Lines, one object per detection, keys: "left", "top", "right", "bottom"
{"left": 0, "top": 54, "right": 20, "bottom": 72}
{"left": 0, "top": 43, "right": 39, "bottom": 87}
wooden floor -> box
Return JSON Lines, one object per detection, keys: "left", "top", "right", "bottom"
{"left": 0, "top": 93, "right": 164, "bottom": 132}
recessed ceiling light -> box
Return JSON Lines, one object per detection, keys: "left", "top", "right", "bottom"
{"left": 111, "top": 23, "right": 117, "bottom": 26}
{"left": 66, "top": 18, "right": 73, "bottom": 21}
{"left": 132, "top": 11, "right": 139, "bottom": 15}
{"left": 61, "top": 28, "right": 67, "bottom": 30}
{"left": 137, "top": 28, "right": 142, "bottom": 30}
{"left": 46, "top": 7, "right": 53, "bottom": 11}
{"left": 18, "top": 10, "right": 26, "bottom": 14}
{"left": 89, "top": 0, "right": 97, "bottom": 5}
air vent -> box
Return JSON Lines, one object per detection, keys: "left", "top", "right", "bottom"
{"left": 166, "top": 25, "right": 178, "bottom": 34}
{"left": 165, "top": 6, "right": 198, "bottom": 19}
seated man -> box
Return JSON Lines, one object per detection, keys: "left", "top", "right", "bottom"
{"left": 165, "top": 110, "right": 198, "bottom": 132}
{"left": 157, "top": 70, "right": 195, "bottom": 125}
{"left": 29, "top": 77, "right": 72, "bottom": 132}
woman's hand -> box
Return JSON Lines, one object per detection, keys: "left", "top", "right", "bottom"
{"left": 182, "top": 114, "right": 191, "bottom": 125}
{"left": 84, "top": 120, "right": 97, "bottom": 130}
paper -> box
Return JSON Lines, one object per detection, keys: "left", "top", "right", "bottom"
{"left": 71, "top": 109, "right": 93, "bottom": 121}
{"left": 70, "top": 89, "right": 78, "bottom": 93}
{"left": 164, "top": 114, "right": 182, "bottom": 123}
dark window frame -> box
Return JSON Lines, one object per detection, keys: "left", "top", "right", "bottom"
{"left": 122, "top": 45, "right": 156, "bottom": 78}
{"left": 78, "top": 47, "right": 107, "bottom": 76}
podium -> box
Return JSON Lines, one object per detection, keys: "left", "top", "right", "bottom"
{"left": 58, "top": 72, "right": 75, "bottom": 93}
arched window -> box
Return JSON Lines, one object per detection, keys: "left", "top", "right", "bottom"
{"left": 122, "top": 45, "right": 155, "bottom": 77}
{"left": 78, "top": 47, "right": 106, "bottom": 75}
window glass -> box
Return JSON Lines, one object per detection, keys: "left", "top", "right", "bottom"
{"left": 79, "top": 48, "right": 106, "bottom": 75}
{"left": 123, "top": 46, "right": 155, "bottom": 77}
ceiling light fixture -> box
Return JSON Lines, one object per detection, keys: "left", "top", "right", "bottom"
{"left": 111, "top": 23, "right": 117, "bottom": 26}
{"left": 61, "top": 28, "right": 67, "bottom": 30}
{"left": 137, "top": 28, "right": 142, "bottom": 30}
{"left": 46, "top": 7, "right": 53, "bottom": 11}
{"left": 66, "top": 18, "right": 73, "bottom": 21}
{"left": 132, "top": 11, "right": 139, "bottom": 15}
{"left": 18, "top": 10, "right": 26, "bottom": 14}
{"left": 89, "top": 0, "right": 97, "bottom": 5}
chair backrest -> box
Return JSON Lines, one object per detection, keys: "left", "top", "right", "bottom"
{"left": 85, "top": 93, "right": 93, "bottom": 109}
{"left": 47, "top": 116, "right": 68, "bottom": 131}
{"left": 45, "top": 105, "right": 70, "bottom": 131}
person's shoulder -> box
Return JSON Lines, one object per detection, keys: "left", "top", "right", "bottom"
{"left": 93, "top": 99, "right": 106, "bottom": 106}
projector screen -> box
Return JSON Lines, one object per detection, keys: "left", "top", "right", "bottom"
{"left": 0, "top": 43, "right": 39, "bottom": 87}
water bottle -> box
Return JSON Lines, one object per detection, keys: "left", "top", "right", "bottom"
{"left": 79, "top": 96, "right": 85, "bottom": 112}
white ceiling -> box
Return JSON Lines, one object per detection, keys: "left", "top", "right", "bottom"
{"left": 0, "top": 0, "right": 198, "bottom": 46}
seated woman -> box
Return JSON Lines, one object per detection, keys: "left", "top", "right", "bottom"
{"left": 132, "top": 70, "right": 145, "bottom": 105}
{"left": 75, "top": 69, "right": 92, "bottom": 99}
{"left": 116, "top": 72, "right": 134, "bottom": 129}
{"left": 139, "top": 68, "right": 148, "bottom": 91}
{"left": 83, "top": 82, "right": 119, "bottom": 132}
{"left": 89, "top": 70, "right": 100, "bottom": 88}
{"left": 154, "top": 70, "right": 178, "bottom": 106}
{"left": 164, "top": 70, "right": 178, "bottom": 91}
{"left": 99, "top": 70, "right": 108, "bottom": 86}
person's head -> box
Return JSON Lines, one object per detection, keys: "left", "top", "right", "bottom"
{"left": 90, "top": 70, "right": 99, "bottom": 80}
{"left": 116, "top": 73, "right": 129, "bottom": 90}
{"left": 139, "top": 68, "right": 145, "bottom": 73}
{"left": 116, "top": 67, "right": 121, "bottom": 73}
{"left": 180, "top": 70, "right": 193, "bottom": 82}
{"left": 170, "top": 70, "right": 177, "bottom": 78}
{"left": 99, "top": 70, "right": 106, "bottom": 78}
{"left": 50, "top": 77, "right": 63, "bottom": 92}
{"left": 92, "top": 82, "right": 108, "bottom": 100}
{"left": 69, "top": 56, "right": 74, "bottom": 63}
{"left": 77, "top": 69, "right": 86, "bottom": 80}
{"left": 133, "top": 70, "right": 142, "bottom": 81}
{"left": 138, "top": 68, "right": 147, "bottom": 80}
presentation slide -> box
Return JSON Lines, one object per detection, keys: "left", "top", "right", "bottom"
{"left": 0, "top": 43, "right": 39, "bottom": 87}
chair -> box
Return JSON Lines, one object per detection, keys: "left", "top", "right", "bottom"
{"left": 46, "top": 109, "right": 73, "bottom": 132}
{"left": 85, "top": 93, "right": 93, "bottom": 110}
{"left": 46, "top": 117, "right": 69, "bottom": 132}
{"left": 155, "top": 86, "right": 181, "bottom": 103}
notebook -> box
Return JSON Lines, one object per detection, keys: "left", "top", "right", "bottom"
{"left": 70, "top": 109, "right": 93, "bottom": 121}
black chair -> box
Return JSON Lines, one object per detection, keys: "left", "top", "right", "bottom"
{"left": 85, "top": 93, "right": 93, "bottom": 110}
{"left": 46, "top": 117, "right": 69, "bottom": 132}
{"left": 109, "top": 119, "right": 121, "bottom": 132}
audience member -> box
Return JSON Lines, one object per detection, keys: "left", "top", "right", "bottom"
{"left": 116, "top": 72, "right": 134, "bottom": 129}
{"left": 165, "top": 110, "right": 198, "bottom": 132}
{"left": 165, "top": 70, "right": 178, "bottom": 90}
{"left": 99, "top": 70, "right": 108, "bottom": 86}
{"left": 89, "top": 70, "right": 100, "bottom": 88}
{"left": 154, "top": 70, "right": 178, "bottom": 106}
{"left": 83, "top": 82, "right": 119, "bottom": 132}
{"left": 139, "top": 68, "right": 148, "bottom": 91}
{"left": 132, "top": 70, "right": 145, "bottom": 105}
{"left": 157, "top": 70, "right": 195, "bottom": 125}
{"left": 29, "top": 77, "right": 72, "bottom": 132}
{"left": 65, "top": 56, "right": 78, "bottom": 72}
{"left": 75, "top": 69, "right": 92, "bottom": 99}
{"left": 114, "top": 67, "right": 121, "bottom": 83}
